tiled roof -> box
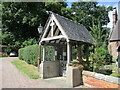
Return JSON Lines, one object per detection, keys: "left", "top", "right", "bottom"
{"left": 110, "top": 19, "right": 120, "bottom": 41}
{"left": 54, "top": 13, "right": 95, "bottom": 44}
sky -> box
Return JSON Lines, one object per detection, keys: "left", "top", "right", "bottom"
{"left": 66, "top": 0, "right": 120, "bottom": 29}
{"left": 66, "top": 0, "right": 119, "bottom": 7}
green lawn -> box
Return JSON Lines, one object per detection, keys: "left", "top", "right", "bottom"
{"left": 12, "top": 59, "right": 40, "bottom": 79}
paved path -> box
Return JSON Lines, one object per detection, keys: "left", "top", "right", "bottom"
{"left": 1, "top": 57, "right": 68, "bottom": 88}
{"left": 1, "top": 57, "right": 119, "bottom": 89}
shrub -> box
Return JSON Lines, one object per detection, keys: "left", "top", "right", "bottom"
{"left": 21, "top": 38, "right": 37, "bottom": 47}
{"left": 18, "top": 45, "right": 55, "bottom": 66}
{"left": 95, "top": 69, "right": 112, "bottom": 75}
{"left": 18, "top": 45, "right": 39, "bottom": 66}
{"left": 4, "top": 47, "right": 12, "bottom": 55}
{"left": 90, "top": 47, "right": 112, "bottom": 72}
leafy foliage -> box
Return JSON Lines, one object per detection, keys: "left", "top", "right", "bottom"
{"left": 2, "top": 2, "right": 67, "bottom": 45}
{"left": 89, "top": 21, "right": 112, "bottom": 71}
{"left": 1, "top": 1, "right": 113, "bottom": 48}
{"left": 64, "top": 1, "right": 113, "bottom": 30}
{"left": 0, "top": 31, "right": 14, "bottom": 45}
{"left": 45, "top": 46, "right": 55, "bottom": 61}
{"left": 19, "top": 45, "right": 39, "bottom": 66}
{"left": 90, "top": 47, "right": 112, "bottom": 71}
{"left": 4, "top": 47, "right": 12, "bottom": 55}
{"left": 21, "top": 38, "right": 37, "bottom": 47}
{"left": 90, "top": 21, "right": 110, "bottom": 48}
{"left": 18, "top": 44, "right": 55, "bottom": 66}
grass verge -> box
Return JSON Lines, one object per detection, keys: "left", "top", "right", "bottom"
{"left": 12, "top": 59, "right": 40, "bottom": 79}
{"left": 110, "top": 74, "right": 120, "bottom": 78}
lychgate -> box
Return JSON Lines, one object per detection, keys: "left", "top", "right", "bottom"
{"left": 39, "top": 13, "right": 94, "bottom": 87}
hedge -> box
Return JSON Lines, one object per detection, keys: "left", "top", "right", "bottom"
{"left": 18, "top": 45, "right": 54, "bottom": 66}
{"left": 19, "top": 45, "right": 39, "bottom": 66}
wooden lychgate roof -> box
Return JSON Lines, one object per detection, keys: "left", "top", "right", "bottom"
{"left": 40, "top": 13, "right": 94, "bottom": 45}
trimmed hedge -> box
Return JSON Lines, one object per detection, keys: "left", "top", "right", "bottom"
{"left": 18, "top": 45, "right": 55, "bottom": 66}
{"left": 19, "top": 45, "right": 39, "bottom": 66}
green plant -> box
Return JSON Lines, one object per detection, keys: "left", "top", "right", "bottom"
{"left": 18, "top": 45, "right": 39, "bottom": 66}
{"left": 90, "top": 47, "right": 112, "bottom": 72}
{"left": 12, "top": 59, "right": 39, "bottom": 79}
{"left": 21, "top": 38, "right": 37, "bottom": 47}
{"left": 18, "top": 44, "right": 55, "bottom": 66}
{"left": 45, "top": 46, "right": 54, "bottom": 61}
{"left": 4, "top": 47, "right": 12, "bottom": 55}
{"left": 110, "top": 74, "right": 120, "bottom": 78}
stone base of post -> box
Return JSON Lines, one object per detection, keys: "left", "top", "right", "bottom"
{"left": 66, "top": 65, "right": 83, "bottom": 87}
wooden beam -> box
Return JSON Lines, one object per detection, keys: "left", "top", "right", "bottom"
{"left": 50, "top": 40, "right": 55, "bottom": 44}
{"left": 53, "top": 26, "right": 58, "bottom": 44}
{"left": 53, "top": 25, "right": 58, "bottom": 36}
{"left": 50, "top": 20, "right": 55, "bottom": 37}
{"left": 55, "top": 39, "right": 61, "bottom": 44}
{"left": 58, "top": 39, "right": 61, "bottom": 44}
{"left": 58, "top": 29, "right": 62, "bottom": 36}
{"left": 44, "top": 27, "right": 51, "bottom": 38}
{"left": 41, "top": 35, "right": 65, "bottom": 42}
{"left": 42, "top": 43, "right": 66, "bottom": 46}
{"left": 52, "top": 14, "right": 68, "bottom": 39}
{"left": 54, "top": 28, "right": 60, "bottom": 36}
{"left": 41, "top": 17, "right": 52, "bottom": 40}
{"left": 54, "top": 40, "right": 57, "bottom": 44}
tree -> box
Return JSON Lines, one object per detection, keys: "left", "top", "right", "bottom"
{"left": 2, "top": 2, "right": 46, "bottom": 41}
{"left": 0, "top": 31, "right": 14, "bottom": 45}
{"left": 90, "top": 21, "right": 109, "bottom": 48}
{"left": 89, "top": 21, "right": 112, "bottom": 71}
{"left": 64, "top": 1, "right": 113, "bottom": 30}
{"left": 2, "top": 2, "right": 67, "bottom": 47}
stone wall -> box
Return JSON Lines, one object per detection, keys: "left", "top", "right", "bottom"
{"left": 108, "top": 41, "right": 120, "bottom": 60}
{"left": 66, "top": 66, "right": 83, "bottom": 87}
{"left": 83, "top": 70, "right": 120, "bottom": 84}
{"left": 40, "top": 61, "right": 60, "bottom": 78}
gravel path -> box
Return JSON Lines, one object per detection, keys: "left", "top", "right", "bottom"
{"left": 1, "top": 57, "right": 68, "bottom": 88}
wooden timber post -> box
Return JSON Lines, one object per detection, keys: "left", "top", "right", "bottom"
{"left": 86, "top": 45, "right": 89, "bottom": 65}
{"left": 43, "top": 46, "right": 46, "bottom": 61}
{"left": 54, "top": 46, "right": 58, "bottom": 61}
{"left": 67, "top": 42, "right": 72, "bottom": 64}
{"left": 38, "top": 45, "right": 41, "bottom": 71}
{"left": 77, "top": 45, "right": 82, "bottom": 64}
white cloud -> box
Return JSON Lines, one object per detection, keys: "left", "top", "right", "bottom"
{"left": 107, "top": 3, "right": 118, "bottom": 29}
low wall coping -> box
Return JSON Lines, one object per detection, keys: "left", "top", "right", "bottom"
{"left": 83, "top": 70, "right": 120, "bottom": 85}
